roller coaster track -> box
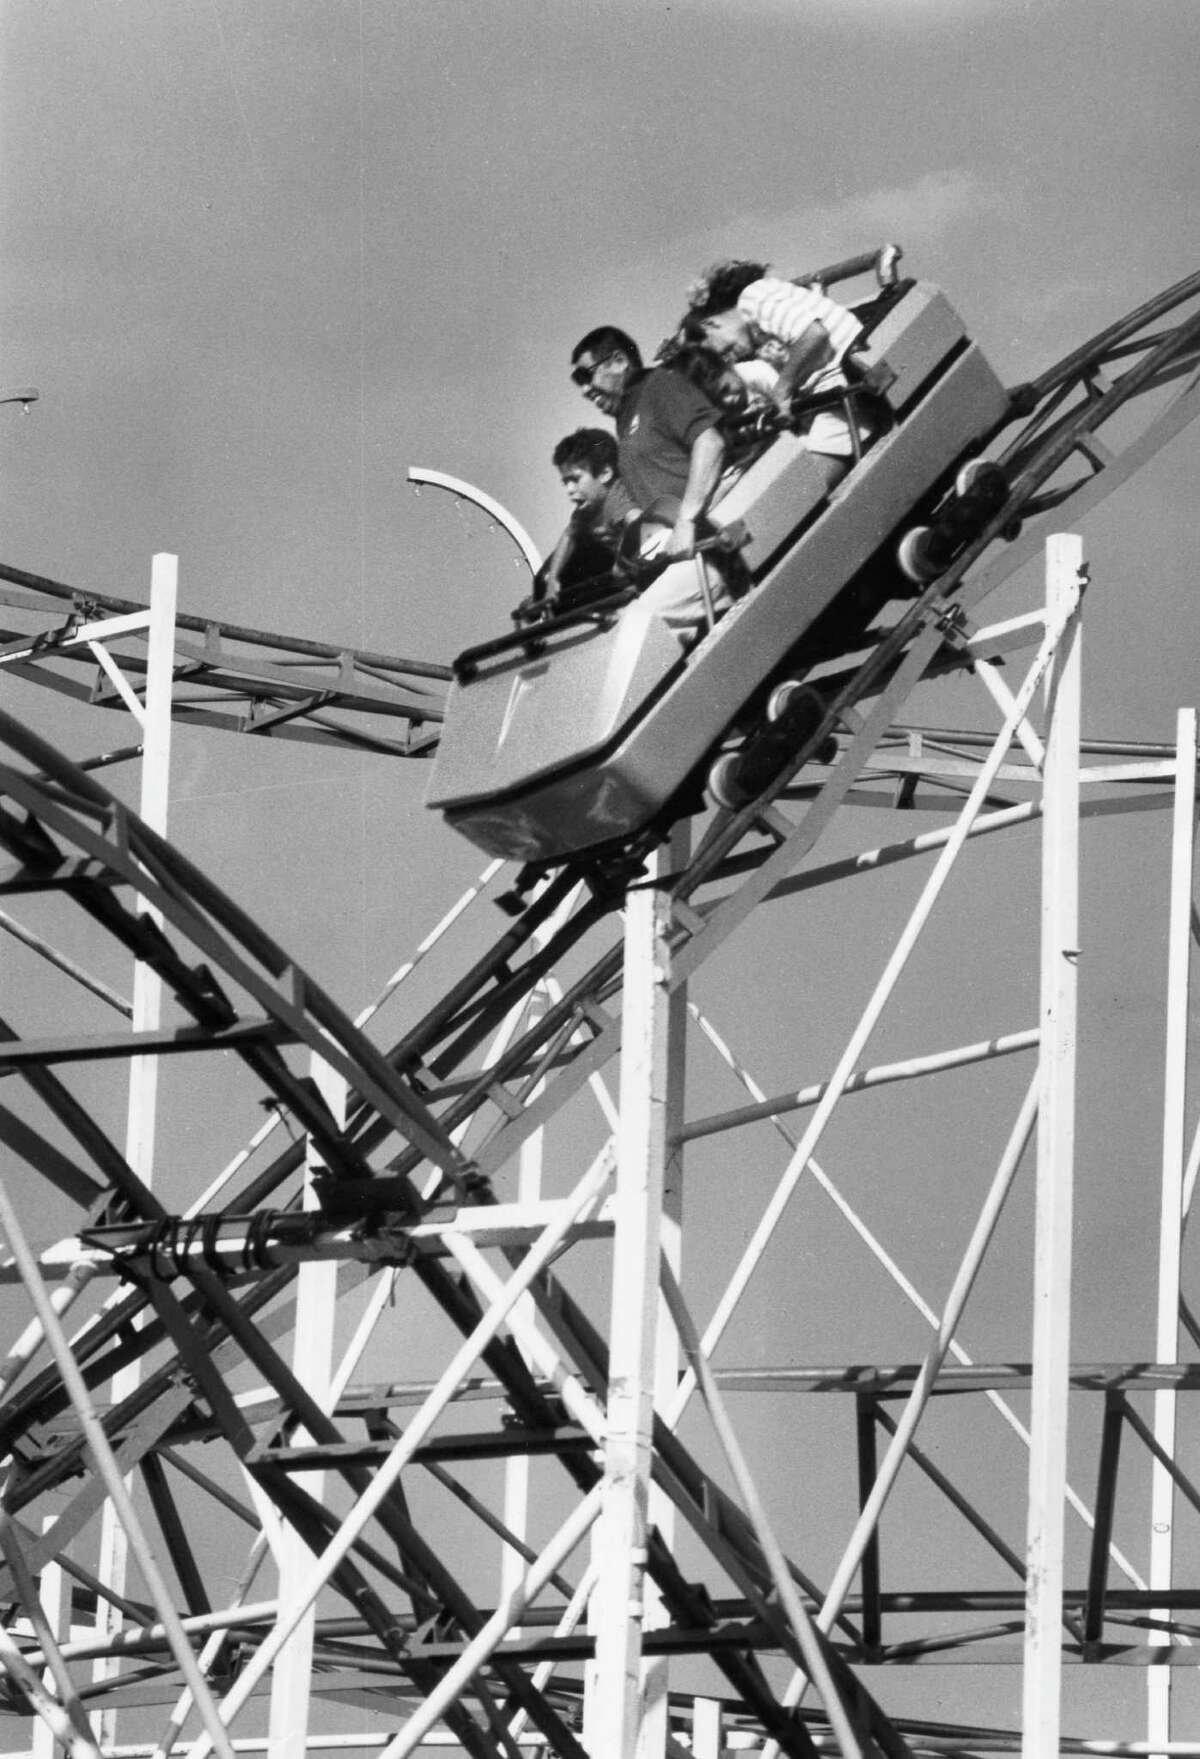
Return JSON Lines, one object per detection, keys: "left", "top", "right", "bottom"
{"left": 0, "top": 569, "right": 450, "bottom": 756}
{"left": 0, "top": 268, "right": 1198, "bottom": 1756}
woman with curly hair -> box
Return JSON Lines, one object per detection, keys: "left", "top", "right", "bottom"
{"left": 681, "top": 258, "right": 864, "bottom": 460}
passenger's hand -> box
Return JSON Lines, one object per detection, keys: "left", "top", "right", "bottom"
{"left": 511, "top": 594, "right": 547, "bottom": 625}
{"left": 663, "top": 514, "right": 697, "bottom": 560}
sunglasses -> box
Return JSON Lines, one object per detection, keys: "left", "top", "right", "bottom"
{"left": 570, "top": 350, "right": 620, "bottom": 388}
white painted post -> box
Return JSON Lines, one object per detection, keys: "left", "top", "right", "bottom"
{"left": 94, "top": 553, "right": 177, "bottom": 1741}
{"left": 1148, "top": 706, "right": 1197, "bottom": 1755}
{"left": 640, "top": 825, "right": 688, "bottom": 1759}
{"left": 1022, "top": 535, "right": 1083, "bottom": 1757}
{"left": 267, "top": 1055, "right": 343, "bottom": 1759}
{"left": 500, "top": 981, "right": 548, "bottom": 1621}
{"left": 692, "top": 1697, "right": 723, "bottom": 1759}
{"left": 125, "top": 552, "right": 178, "bottom": 1180}
{"left": 33, "top": 1520, "right": 66, "bottom": 1759}
{"left": 585, "top": 847, "right": 680, "bottom": 1758}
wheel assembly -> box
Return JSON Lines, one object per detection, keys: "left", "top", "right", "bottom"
{"left": 707, "top": 748, "right": 748, "bottom": 810}
{"left": 897, "top": 459, "right": 1011, "bottom": 586}
{"left": 897, "top": 524, "right": 939, "bottom": 584}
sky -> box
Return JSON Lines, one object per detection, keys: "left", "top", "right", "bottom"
{"left": 1, "top": 0, "right": 1199, "bottom": 1744}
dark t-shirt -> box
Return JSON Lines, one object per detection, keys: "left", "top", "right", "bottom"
{"left": 535, "top": 478, "right": 639, "bottom": 611}
{"left": 615, "top": 369, "right": 720, "bottom": 510}
{"left": 573, "top": 475, "right": 638, "bottom": 539}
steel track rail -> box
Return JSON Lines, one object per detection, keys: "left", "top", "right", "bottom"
{"left": 0, "top": 561, "right": 449, "bottom": 755}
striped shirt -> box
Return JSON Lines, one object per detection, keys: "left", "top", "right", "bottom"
{"left": 736, "top": 276, "right": 864, "bottom": 456}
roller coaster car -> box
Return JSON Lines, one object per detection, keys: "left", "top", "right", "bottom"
{"left": 426, "top": 281, "right": 1011, "bottom": 864}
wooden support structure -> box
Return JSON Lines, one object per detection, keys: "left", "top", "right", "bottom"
{"left": 1, "top": 522, "right": 1199, "bottom": 1757}
{"left": 92, "top": 554, "right": 178, "bottom": 1741}
{"left": 266, "top": 1057, "right": 343, "bottom": 1759}
{"left": 586, "top": 842, "right": 685, "bottom": 1758}
{"left": 1022, "top": 534, "right": 1084, "bottom": 1756}
{"left": 1148, "top": 706, "right": 1197, "bottom": 1754}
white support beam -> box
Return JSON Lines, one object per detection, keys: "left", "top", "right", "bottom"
{"left": 586, "top": 847, "right": 681, "bottom": 1759}
{"left": 124, "top": 552, "right": 177, "bottom": 1177}
{"left": 1148, "top": 705, "right": 1197, "bottom": 1756}
{"left": 94, "top": 553, "right": 178, "bottom": 1744}
{"left": 1022, "top": 534, "right": 1084, "bottom": 1757}
{"left": 267, "top": 1056, "right": 343, "bottom": 1759}
{"left": 500, "top": 976, "right": 550, "bottom": 1623}
{"left": 691, "top": 1699, "right": 724, "bottom": 1759}
{"left": 641, "top": 825, "right": 688, "bottom": 1759}
{"left": 33, "top": 1521, "right": 66, "bottom": 1759}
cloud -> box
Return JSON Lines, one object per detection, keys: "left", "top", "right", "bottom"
{"left": 792, "top": 169, "right": 1002, "bottom": 257}
{"left": 644, "top": 169, "right": 1004, "bottom": 287}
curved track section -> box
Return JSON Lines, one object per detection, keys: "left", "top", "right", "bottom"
{"left": 0, "top": 712, "right": 904, "bottom": 1756}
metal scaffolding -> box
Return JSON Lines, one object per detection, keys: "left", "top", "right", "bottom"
{"left": 0, "top": 520, "right": 1197, "bottom": 1758}
{"left": 0, "top": 262, "right": 1198, "bottom": 1759}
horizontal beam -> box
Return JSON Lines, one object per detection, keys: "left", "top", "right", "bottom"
{"left": 0, "top": 561, "right": 453, "bottom": 682}
{"left": 711, "top": 1363, "right": 1200, "bottom": 1395}
{"left": 0, "top": 1017, "right": 289, "bottom": 1069}
{"left": 680, "top": 1026, "right": 1039, "bottom": 1142}
{"left": 247, "top": 1424, "right": 593, "bottom": 1470}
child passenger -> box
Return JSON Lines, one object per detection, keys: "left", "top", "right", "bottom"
{"left": 662, "top": 340, "right": 774, "bottom": 468}
{"left": 513, "top": 429, "right": 639, "bottom": 623}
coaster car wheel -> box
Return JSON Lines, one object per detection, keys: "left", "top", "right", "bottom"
{"left": 707, "top": 750, "right": 749, "bottom": 811}
{"left": 766, "top": 679, "right": 820, "bottom": 725}
{"left": 898, "top": 460, "right": 1011, "bottom": 586}
{"left": 955, "top": 458, "right": 1005, "bottom": 500}
{"left": 897, "top": 525, "right": 939, "bottom": 585}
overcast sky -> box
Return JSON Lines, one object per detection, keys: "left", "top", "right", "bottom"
{"left": 2, "top": 0, "right": 1199, "bottom": 1742}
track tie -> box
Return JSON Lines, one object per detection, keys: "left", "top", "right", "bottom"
{"left": 485, "top": 1080, "right": 526, "bottom": 1121}
{"left": 753, "top": 805, "right": 796, "bottom": 844}
{"left": 669, "top": 897, "right": 707, "bottom": 936}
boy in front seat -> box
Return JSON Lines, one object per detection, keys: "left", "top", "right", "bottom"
{"left": 513, "top": 429, "right": 638, "bottom": 623}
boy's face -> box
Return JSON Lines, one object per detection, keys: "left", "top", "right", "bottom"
{"left": 559, "top": 464, "right": 611, "bottom": 516}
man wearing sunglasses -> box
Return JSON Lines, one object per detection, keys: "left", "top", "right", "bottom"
{"left": 569, "top": 325, "right": 733, "bottom": 643}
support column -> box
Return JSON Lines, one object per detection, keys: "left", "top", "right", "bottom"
{"left": 1148, "top": 705, "right": 1197, "bottom": 1755}
{"left": 500, "top": 978, "right": 549, "bottom": 1624}
{"left": 125, "top": 552, "right": 178, "bottom": 1171}
{"left": 34, "top": 1520, "right": 66, "bottom": 1759}
{"left": 640, "top": 825, "right": 687, "bottom": 1759}
{"left": 692, "top": 1698, "right": 723, "bottom": 1759}
{"left": 94, "top": 553, "right": 178, "bottom": 1741}
{"left": 267, "top": 1055, "right": 342, "bottom": 1759}
{"left": 1022, "top": 534, "right": 1083, "bottom": 1757}
{"left": 585, "top": 842, "right": 686, "bottom": 1758}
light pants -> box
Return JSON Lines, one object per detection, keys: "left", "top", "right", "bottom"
{"left": 623, "top": 554, "right": 734, "bottom": 649}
